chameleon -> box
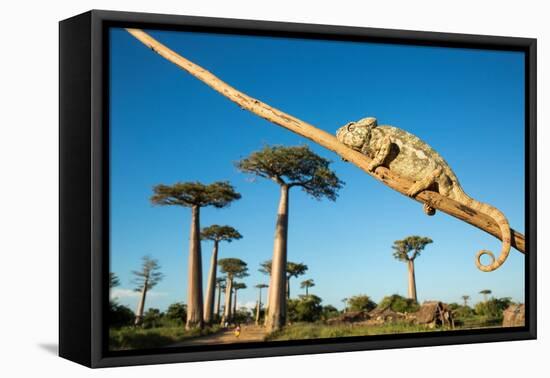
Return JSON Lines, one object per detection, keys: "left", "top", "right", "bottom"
{"left": 336, "top": 117, "right": 511, "bottom": 272}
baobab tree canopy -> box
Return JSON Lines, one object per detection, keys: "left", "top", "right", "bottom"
{"left": 259, "top": 260, "right": 308, "bottom": 276}
{"left": 392, "top": 236, "right": 434, "bottom": 261}
{"left": 235, "top": 145, "right": 344, "bottom": 200}
{"left": 151, "top": 181, "right": 241, "bottom": 208}
{"left": 218, "top": 258, "right": 249, "bottom": 278}
{"left": 132, "top": 256, "right": 164, "bottom": 291}
{"left": 201, "top": 225, "right": 242, "bottom": 242}
{"left": 300, "top": 279, "right": 315, "bottom": 290}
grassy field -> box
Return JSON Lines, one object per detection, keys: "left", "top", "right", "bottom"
{"left": 110, "top": 315, "right": 503, "bottom": 349}
{"left": 265, "top": 318, "right": 500, "bottom": 341}
{"left": 109, "top": 324, "right": 221, "bottom": 350}
{"left": 265, "top": 322, "right": 437, "bottom": 341}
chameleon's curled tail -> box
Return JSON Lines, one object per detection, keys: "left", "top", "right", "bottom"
{"left": 455, "top": 191, "right": 511, "bottom": 272}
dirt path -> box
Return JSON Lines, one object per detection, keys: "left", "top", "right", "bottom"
{"left": 171, "top": 325, "right": 267, "bottom": 347}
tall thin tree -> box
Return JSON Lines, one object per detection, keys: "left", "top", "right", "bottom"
{"left": 461, "top": 295, "right": 470, "bottom": 307}
{"left": 218, "top": 258, "right": 248, "bottom": 325}
{"left": 232, "top": 282, "right": 247, "bottom": 316}
{"left": 132, "top": 256, "right": 163, "bottom": 326}
{"left": 286, "top": 262, "right": 308, "bottom": 298}
{"left": 479, "top": 289, "right": 492, "bottom": 302}
{"left": 151, "top": 181, "right": 241, "bottom": 329}
{"left": 392, "top": 236, "right": 433, "bottom": 302}
{"left": 215, "top": 277, "right": 226, "bottom": 319}
{"left": 201, "top": 225, "right": 242, "bottom": 324}
{"left": 255, "top": 283, "right": 268, "bottom": 325}
{"left": 259, "top": 260, "right": 308, "bottom": 299}
{"left": 237, "top": 145, "right": 343, "bottom": 332}
{"left": 300, "top": 279, "right": 315, "bottom": 296}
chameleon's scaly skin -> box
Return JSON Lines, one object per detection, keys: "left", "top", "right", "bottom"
{"left": 336, "top": 117, "right": 511, "bottom": 272}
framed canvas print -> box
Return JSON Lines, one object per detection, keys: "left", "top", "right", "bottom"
{"left": 59, "top": 10, "right": 536, "bottom": 368}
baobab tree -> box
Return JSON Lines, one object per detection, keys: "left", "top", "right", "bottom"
{"left": 300, "top": 279, "right": 315, "bottom": 296}
{"left": 131, "top": 255, "right": 163, "bottom": 326}
{"left": 392, "top": 236, "right": 433, "bottom": 302}
{"left": 255, "top": 283, "right": 268, "bottom": 325}
{"left": 201, "top": 225, "right": 242, "bottom": 324}
{"left": 259, "top": 260, "right": 308, "bottom": 299}
{"left": 341, "top": 298, "right": 349, "bottom": 313}
{"left": 479, "top": 289, "right": 492, "bottom": 302}
{"left": 286, "top": 262, "right": 308, "bottom": 298}
{"left": 215, "top": 277, "right": 226, "bottom": 319}
{"left": 151, "top": 181, "right": 241, "bottom": 329}
{"left": 232, "top": 282, "right": 247, "bottom": 315}
{"left": 462, "top": 295, "right": 471, "bottom": 307}
{"left": 109, "top": 272, "right": 120, "bottom": 289}
{"left": 218, "top": 258, "right": 248, "bottom": 325}
{"left": 237, "top": 145, "right": 343, "bottom": 332}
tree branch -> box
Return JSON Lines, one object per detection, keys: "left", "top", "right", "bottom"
{"left": 126, "top": 28, "right": 525, "bottom": 254}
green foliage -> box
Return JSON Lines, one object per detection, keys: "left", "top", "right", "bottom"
{"left": 266, "top": 321, "right": 434, "bottom": 341}
{"left": 151, "top": 181, "right": 241, "bottom": 208}
{"left": 453, "top": 305, "right": 475, "bottom": 319}
{"left": 235, "top": 145, "right": 344, "bottom": 200}
{"left": 377, "top": 294, "right": 420, "bottom": 313}
{"left": 347, "top": 295, "right": 377, "bottom": 312}
{"left": 132, "top": 255, "right": 164, "bottom": 291}
{"left": 474, "top": 297, "right": 513, "bottom": 319}
{"left": 109, "top": 325, "right": 220, "bottom": 351}
{"left": 109, "top": 302, "right": 135, "bottom": 328}
{"left": 287, "top": 295, "right": 324, "bottom": 322}
{"left": 200, "top": 225, "right": 242, "bottom": 242}
{"left": 165, "top": 302, "right": 187, "bottom": 324}
{"left": 233, "top": 282, "right": 247, "bottom": 291}
{"left": 392, "top": 236, "right": 433, "bottom": 261}
{"left": 300, "top": 279, "right": 315, "bottom": 294}
{"left": 142, "top": 308, "right": 163, "bottom": 329}
{"left": 233, "top": 307, "right": 253, "bottom": 324}
{"left": 321, "top": 305, "right": 340, "bottom": 320}
{"left": 259, "top": 260, "right": 308, "bottom": 277}
{"left": 109, "top": 272, "right": 120, "bottom": 288}
{"left": 218, "top": 258, "right": 249, "bottom": 279}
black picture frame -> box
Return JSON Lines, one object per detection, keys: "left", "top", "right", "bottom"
{"left": 59, "top": 9, "right": 537, "bottom": 368}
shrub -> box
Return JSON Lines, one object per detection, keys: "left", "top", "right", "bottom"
{"left": 321, "top": 305, "right": 340, "bottom": 320}
{"left": 347, "top": 295, "right": 377, "bottom": 312}
{"left": 165, "top": 302, "right": 187, "bottom": 324}
{"left": 453, "top": 305, "right": 475, "bottom": 319}
{"left": 377, "top": 294, "right": 419, "bottom": 313}
{"left": 142, "top": 308, "right": 163, "bottom": 329}
{"left": 109, "top": 302, "right": 135, "bottom": 328}
{"left": 474, "top": 297, "right": 513, "bottom": 319}
{"left": 287, "top": 295, "right": 323, "bottom": 322}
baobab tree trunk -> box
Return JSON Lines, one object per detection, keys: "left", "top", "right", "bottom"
{"left": 233, "top": 288, "right": 238, "bottom": 316}
{"left": 407, "top": 259, "right": 417, "bottom": 302}
{"left": 203, "top": 241, "right": 219, "bottom": 324}
{"left": 286, "top": 277, "right": 290, "bottom": 299}
{"left": 215, "top": 282, "right": 222, "bottom": 319}
{"left": 186, "top": 205, "right": 204, "bottom": 329}
{"left": 256, "top": 287, "right": 263, "bottom": 325}
{"left": 266, "top": 184, "right": 289, "bottom": 332}
{"left": 221, "top": 277, "right": 233, "bottom": 325}
{"left": 305, "top": 286, "right": 309, "bottom": 296}
{"left": 134, "top": 279, "right": 148, "bottom": 326}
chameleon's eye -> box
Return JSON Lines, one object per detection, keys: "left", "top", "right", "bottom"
{"left": 347, "top": 123, "right": 356, "bottom": 132}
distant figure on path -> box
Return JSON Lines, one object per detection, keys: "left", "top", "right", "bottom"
{"left": 234, "top": 324, "right": 241, "bottom": 338}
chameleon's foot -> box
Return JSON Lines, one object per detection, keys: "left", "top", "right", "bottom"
{"left": 423, "top": 203, "right": 436, "bottom": 216}
{"left": 406, "top": 187, "right": 419, "bottom": 197}
{"left": 367, "top": 162, "right": 378, "bottom": 172}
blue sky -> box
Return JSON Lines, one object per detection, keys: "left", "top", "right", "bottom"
{"left": 109, "top": 27, "right": 525, "bottom": 313}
